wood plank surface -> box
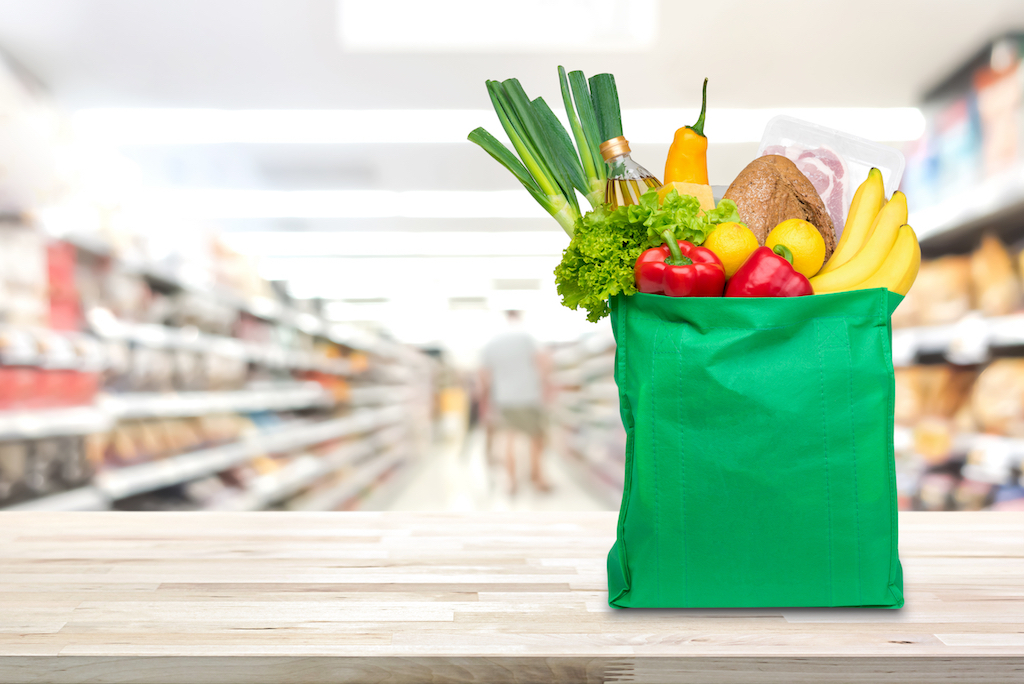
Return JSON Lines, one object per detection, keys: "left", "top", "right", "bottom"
{"left": 0, "top": 511, "right": 1021, "bottom": 683}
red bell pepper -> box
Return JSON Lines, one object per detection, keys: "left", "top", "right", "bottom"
{"left": 724, "top": 245, "right": 814, "bottom": 297}
{"left": 635, "top": 233, "right": 725, "bottom": 297}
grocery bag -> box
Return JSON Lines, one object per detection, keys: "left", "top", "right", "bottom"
{"left": 606, "top": 288, "right": 905, "bottom": 609}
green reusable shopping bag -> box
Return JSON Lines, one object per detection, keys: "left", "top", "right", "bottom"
{"left": 606, "top": 288, "right": 905, "bottom": 609}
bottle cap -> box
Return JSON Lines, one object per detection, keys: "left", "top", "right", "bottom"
{"left": 599, "top": 136, "right": 631, "bottom": 161}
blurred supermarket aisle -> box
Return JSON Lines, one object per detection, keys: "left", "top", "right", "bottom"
{"left": 386, "top": 428, "right": 612, "bottom": 512}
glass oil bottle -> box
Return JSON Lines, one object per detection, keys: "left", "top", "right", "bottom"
{"left": 599, "top": 136, "right": 662, "bottom": 210}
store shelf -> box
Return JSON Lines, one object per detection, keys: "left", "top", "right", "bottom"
{"left": 894, "top": 425, "right": 1024, "bottom": 486}
{"left": 348, "top": 385, "right": 416, "bottom": 406}
{"left": 551, "top": 327, "right": 614, "bottom": 370}
{"left": 99, "top": 383, "right": 333, "bottom": 419}
{"left": 913, "top": 165, "right": 1024, "bottom": 246}
{"left": 557, "top": 448, "right": 622, "bottom": 509}
{"left": 0, "top": 406, "right": 113, "bottom": 440}
{"left": 94, "top": 406, "right": 405, "bottom": 501}
{"left": 87, "top": 316, "right": 355, "bottom": 376}
{"left": 1, "top": 486, "right": 110, "bottom": 512}
{"left": 550, "top": 326, "right": 626, "bottom": 511}
{"left": 286, "top": 446, "right": 407, "bottom": 511}
{"left": 892, "top": 312, "right": 1024, "bottom": 366}
{"left": 58, "top": 230, "right": 419, "bottom": 359}
{"left": 62, "top": 231, "right": 331, "bottom": 339}
{"left": 210, "top": 425, "right": 408, "bottom": 511}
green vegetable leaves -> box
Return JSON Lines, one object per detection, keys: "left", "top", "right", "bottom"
{"left": 704, "top": 197, "right": 743, "bottom": 226}
{"left": 468, "top": 68, "right": 623, "bottom": 237}
{"left": 554, "top": 205, "right": 645, "bottom": 322}
{"left": 555, "top": 188, "right": 744, "bottom": 321}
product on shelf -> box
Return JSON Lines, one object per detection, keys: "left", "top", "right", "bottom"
{"left": 0, "top": 327, "right": 40, "bottom": 410}
{"left": 47, "top": 241, "right": 82, "bottom": 330}
{"left": 0, "top": 441, "right": 29, "bottom": 504}
{"left": 0, "top": 436, "right": 93, "bottom": 506}
{"left": 891, "top": 233, "right": 1024, "bottom": 329}
{"left": 0, "top": 221, "right": 49, "bottom": 327}
{"left": 902, "top": 35, "right": 1023, "bottom": 215}
{"left": 892, "top": 360, "right": 1024, "bottom": 511}
{"left": 971, "top": 359, "right": 1024, "bottom": 436}
{"left": 971, "top": 233, "right": 1022, "bottom": 317}
{"left": 894, "top": 255, "right": 972, "bottom": 328}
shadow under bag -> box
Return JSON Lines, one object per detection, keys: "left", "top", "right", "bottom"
{"left": 606, "top": 289, "right": 905, "bottom": 609}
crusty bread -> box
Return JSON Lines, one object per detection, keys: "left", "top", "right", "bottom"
{"left": 723, "top": 155, "right": 836, "bottom": 261}
{"left": 972, "top": 233, "right": 1021, "bottom": 317}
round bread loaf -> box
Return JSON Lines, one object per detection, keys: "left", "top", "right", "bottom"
{"left": 723, "top": 155, "right": 836, "bottom": 261}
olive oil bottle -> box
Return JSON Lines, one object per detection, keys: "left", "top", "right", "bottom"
{"left": 599, "top": 136, "right": 662, "bottom": 210}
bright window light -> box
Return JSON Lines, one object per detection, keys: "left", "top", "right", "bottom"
{"left": 337, "top": 0, "right": 658, "bottom": 53}
{"left": 258, "top": 255, "right": 562, "bottom": 298}
{"left": 220, "top": 231, "right": 566, "bottom": 257}
{"left": 123, "top": 189, "right": 548, "bottom": 219}
{"left": 73, "top": 108, "right": 925, "bottom": 146}
{"left": 72, "top": 109, "right": 497, "bottom": 145}
{"left": 626, "top": 108, "right": 926, "bottom": 145}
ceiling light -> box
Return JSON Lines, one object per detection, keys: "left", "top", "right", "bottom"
{"left": 72, "top": 109, "right": 497, "bottom": 145}
{"left": 626, "top": 108, "right": 926, "bottom": 144}
{"left": 493, "top": 278, "right": 542, "bottom": 290}
{"left": 259, "top": 255, "right": 562, "bottom": 298}
{"left": 123, "top": 189, "right": 549, "bottom": 219}
{"left": 73, "top": 108, "right": 925, "bottom": 146}
{"left": 336, "top": 0, "right": 658, "bottom": 53}
{"left": 220, "top": 231, "right": 565, "bottom": 256}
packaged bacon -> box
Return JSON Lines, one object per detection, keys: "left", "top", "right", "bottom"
{"left": 757, "top": 115, "right": 906, "bottom": 239}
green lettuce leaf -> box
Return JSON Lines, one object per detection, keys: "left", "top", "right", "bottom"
{"left": 704, "top": 197, "right": 744, "bottom": 226}
{"left": 554, "top": 188, "right": 745, "bottom": 322}
{"left": 554, "top": 204, "right": 645, "bottom": 322}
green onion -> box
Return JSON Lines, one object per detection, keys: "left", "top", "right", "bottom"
{"left": 466, "top": 128, "right": 553, "bottom": 213}
{"left": 467, "top": 68, "right": 624, "bottom": 237}
{"left": 530, "top": 96, "right": 588, "bottom": 202}
{"left": 589, "top": 73, "right": 622, "bottom": 143}
{"left": 501, "top": 78, "right": 579, "bottom": 218}
{"left": 559, "top": 67, "right": 605, "bottom": 208}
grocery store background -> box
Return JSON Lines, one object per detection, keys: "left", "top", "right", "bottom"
{"left": 0, "top": 0, "right": 1023, "bottom": 513}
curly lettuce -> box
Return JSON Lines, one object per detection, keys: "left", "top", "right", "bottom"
{"left": 554, "top": 188, "right": 744, "bottom": 322}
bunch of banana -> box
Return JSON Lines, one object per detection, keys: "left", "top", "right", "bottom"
{"left": 809, "top": 168, "right": 921, "bottom": 296}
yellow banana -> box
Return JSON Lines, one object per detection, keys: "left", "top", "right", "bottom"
{"left": 809, "top": 191, "right": 907, "bottom": 294}
{"left": 852, "top": 224, "right": 921, "bottom": 296}
{"left": 817, "top": 168, "right": 885, "bottom": 276}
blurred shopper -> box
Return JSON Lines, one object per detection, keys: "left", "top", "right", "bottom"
{"left": 480, "top": 310, "right": 550, "bottom": 494}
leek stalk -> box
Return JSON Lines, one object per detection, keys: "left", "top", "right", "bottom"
{"left": 468, "top": 68, "right": 623, "bottom": 237}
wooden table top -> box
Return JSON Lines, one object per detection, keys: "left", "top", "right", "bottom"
{"left": 0, "top": 511, "right": 1021, "bottom": 684}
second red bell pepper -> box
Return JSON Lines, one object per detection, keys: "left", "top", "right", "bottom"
{"left": 635, "top": 232, "right": 725, "bottom": 297}
{"left": 724, "top": 245, "right": 814, "bottom": 297}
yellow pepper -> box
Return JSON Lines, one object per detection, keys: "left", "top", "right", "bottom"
{"left": 664, "top": 78, "right": 709, "bottom": 185}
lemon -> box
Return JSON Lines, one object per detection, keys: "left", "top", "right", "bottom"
{"left": 703, "top": 222, "right": 759, "bottom": 278}
{"left": 766, "top": 219, "right": 826, "bottom": 278}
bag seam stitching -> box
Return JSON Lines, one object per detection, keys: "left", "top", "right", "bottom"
{"left": 678, "top": 328, "right": 687, "bottom": 607}
{"left": 630, "top": 312, "right": 875, "bottom": 332}
{"left": 611, "top": 296, "right": 634, "bottom": 606}
{"left": 652, "top": 320, "right": 662, "bottom": 606}
{"left": 817, "top": 322, "right": 834, "bottom": 606}
{"left": 882, "top": 292, "right": 901, "bottom": 606}
{"left": 846, "top": 328, "right": 863, "bottom": 607}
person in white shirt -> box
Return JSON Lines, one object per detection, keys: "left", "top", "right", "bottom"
{"left": 480, "top": 310, "right": 551, "bottom": 495}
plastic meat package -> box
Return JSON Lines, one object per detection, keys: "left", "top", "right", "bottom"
{"left": 758, "top": 116, "right": 906, "bottom": 238}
